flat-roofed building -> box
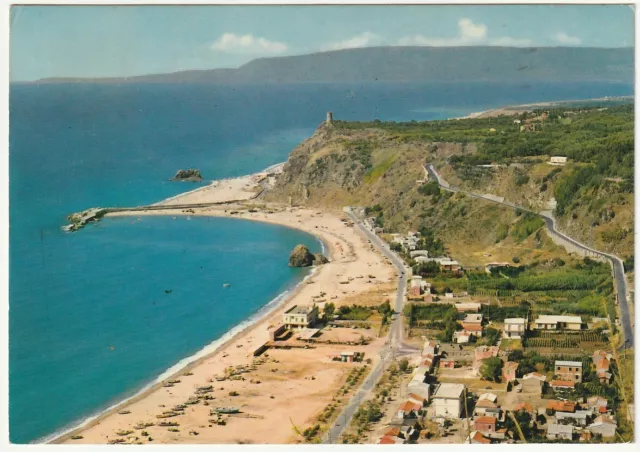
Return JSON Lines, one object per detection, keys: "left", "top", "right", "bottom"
{"left": 503, "top": 318, "right": 526, "bottom": 339}
{"left": 283, "top": 304, "right": 318, "bottom": 329}
{"left": 554, "top": 360, "right": 583, "bottom": 383}
{"left": 534, "top": 315, "right": 583, "bottom": 331}
{"left": 433, "top": 383, "right": 465, "bottom": 418}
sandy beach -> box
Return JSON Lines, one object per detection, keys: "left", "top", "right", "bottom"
{"left": 55, "top": 181, "right": 397, "bottom": 444}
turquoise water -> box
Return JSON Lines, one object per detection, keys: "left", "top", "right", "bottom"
{"left": 9, "top": 81, "right": 633, "bottom": 443}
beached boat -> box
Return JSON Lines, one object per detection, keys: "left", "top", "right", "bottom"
{"left": 167, "top": 379, "right": 181, "bottom": 384}
{"left": 70, "top": 435, "right": 83, "bottom": 440}
{"left": 214, "top": 407, "right": 240, "bottom": 414}
{"left": 118, "top": 409, "right": 131, "bottom": 415}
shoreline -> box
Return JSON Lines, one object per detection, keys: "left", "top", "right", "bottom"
{"left": 47, "top": 251, "right": 325, "bottom": 444}
{"left": 454, "top": 94, "right": 634, "bottom": 120}
{"left": 50, "top": 200, "right": 395, "bottom": 444}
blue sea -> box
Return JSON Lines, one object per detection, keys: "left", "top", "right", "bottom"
{"left": 9, "top": 81, "right": 633, "bottom": 443}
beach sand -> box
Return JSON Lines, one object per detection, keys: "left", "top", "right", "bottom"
{"left": 57, "top": 203, "right": 396, "bottom": 444}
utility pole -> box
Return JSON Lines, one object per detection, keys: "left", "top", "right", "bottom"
{"left": 463, "top": 387, "right": 471, "bottom": 443}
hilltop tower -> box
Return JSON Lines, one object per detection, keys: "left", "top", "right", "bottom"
{"left": 326, "top": 112, "right": 333, "bottom": 124}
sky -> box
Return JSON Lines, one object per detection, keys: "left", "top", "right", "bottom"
{"left": 10, "top": 4, "right": 635, "bottom": 81}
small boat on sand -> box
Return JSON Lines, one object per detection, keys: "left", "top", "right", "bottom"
{"left": 118, "top": 410, "right": 131, "bottom": 415}
{"left": 214, "top": 407, "right": 240, "bottom": 414}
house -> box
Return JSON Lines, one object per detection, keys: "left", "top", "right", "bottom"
{"left": 586, "top": 415, "right": 617, "bottom": 438}
{"left": 378, "top": 435, "right": 405, "bottom": 444}
{"left": 554, "top": 360, "right": 583, "bottom": 383}
{"left": 433, "top": 383, "right": 465, "bottom": 418}
{"left": 474, "top": 416, "right": 497, "bottom": 435}
{"left": 410, "top": 250, "right": 429, "bottom": 258}
{"left": 407, "top": 373, "right": 431, "bottom": 400}
{"left": 455, "top": 302, "right": 482, "bottom": 313}
{"left": 464, "top": 313, "right": 483, "bottom": 324}
{"left": 592, "top": 350, "right": 613, "bottom": 383}
{"left": 474, "top": 394, "right": 501, "bottom": 419}
{"left": 547, "top": 423, "right": 573, "bottom": 441}
{"left": 550, "top": 380, "right": 575, "bottom": 392}
{"left": 339, "top": 351, "right": 360, "bottom": 363}
{"left": 546, "top": 399, "right": 576, "bottom": 414}
{"left": 283, "top": 304, "right": 319, "bottom": 329}
{"left": 586, "top": 396, "right": 608, "bottom": 411}
{"left": 461, "top": 323, "right": 483, "bottom": 336}
{"left": 440, "top": 259, "right": 461, "bottom": 272}
{"left": 556, "top": 410, "right": 590, "bottom": 426}
{"left": 453, "top": 331, "right": 472, "bottom": 344}
{"left": 468, "top": 431, "right": 491, "bottom": 444}
{"left": 522, "top": 372, "right": 546, "bottom": 382}
{"left": 502, "top": 361, "right": 519, "bottom": 382}
{"left": 399, "top": 425, "right": 417, "bottom": 441}
{"left": 550, "top": 156, "right": 568, "bottom": 166}
{"left": 408, "top": 393, "right": 428, "bottom": 407}
{"left": 503, "top": 318, "right": 527, "bottom": 339}
{"left": 485, "top": 262, "right": 511, "bottom": 274}
{"left": 423, "top": 340, "right": 439, "bottom": 357}
{"left": 397, "top": 400, "right": 422, "bottom": 419}
{"left": 383, "top": 427, "right": 401, "bottom": 437}
{"left": 534, "top": 315, "right": 583, "bottom": 331}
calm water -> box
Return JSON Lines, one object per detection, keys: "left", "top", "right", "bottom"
{"left": 9, "top": 81, "right": 633, "bottom": 443}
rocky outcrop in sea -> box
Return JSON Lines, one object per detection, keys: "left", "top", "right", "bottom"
{"left": 171, "top": 169, "right": 203, "bottom": 181}
{"left": 289, "top": 244, "right": 329, "bottom": 267}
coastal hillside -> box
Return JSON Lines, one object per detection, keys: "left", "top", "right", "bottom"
{"left": 32, "top": 46, "right": 633, "bottom": 84}
{"left": 266, "top": 103, "right": 634, "bottom": 266}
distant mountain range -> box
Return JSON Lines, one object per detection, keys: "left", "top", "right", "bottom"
{"left": 29, "top": 46, "right": 634, "bottom": 84}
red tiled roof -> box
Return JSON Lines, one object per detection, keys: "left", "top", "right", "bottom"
{"left": 550, "top": 380, "right": 575, "bottom": 389}
{"left": 599, "top": 406, "right": 607, "bottom": 414}
{"left": 462, "top": 323, "right": 483, "bottom": 332}
{"left": 514, "top": 402, "right": 533, "bottom": 413}
{"left": 504, "top": 361, "right": 519, "bottom": 370}
{"left": 596, "top": 358, "right": 610, "bottom": 370}
{"left": 378, "top": 435, "right": 396, "bottom": 444}
{"left": 547, "top": 400, "right": 576, "bottom": 412}
{"left": 398, "top": 401, "right": 421, "bottom": 413}
{"left": 472, "top": 431, "right": 491, "bottom": 444}
{"left": 475, "top": 416, "right": 497, "bottom": 425}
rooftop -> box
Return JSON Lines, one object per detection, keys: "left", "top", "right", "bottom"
{"left": 548, "top": 423, "right": 573, "bottom": 435}
{"left": 475, "top": 416, "right": 497, "bottom": 425}
{"left": 504, "top": 318, "right": 526, "bottom": 324}
{"left": 550, "top": 380, "right": 576, "bottom": 388}
{"left": 433, "top": 383, "right": 465, "bottom": 399}
{"left": 285, "top": 304, "right": 316, "bottom": 315}
{"left": 535, "top": 315, "right": 582, "bottom": 324}
{"left": 555, "top": 360, "right": 583, "bottom": 367}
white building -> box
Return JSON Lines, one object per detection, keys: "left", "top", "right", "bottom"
{"left": 503, "top": 318, "right": 526, "bottom": 339}
{"left": 433, "top": 383, "right": 465, "bottom": 419}
{"left": 586, "top": 415, "right": 617, "bottom": 438}
{"left": 550, "top": 156, "right": 568, "bottom": 166}
{"left": 283, "top": 305, "right": 318, "bottom": 329}
{"left": 547, "top": 423, "right": 573, "bottom": 441}
{"left": 534, "top": 315, "right": 583, "bottom": 331}
{"left": 410, "top": 250, "right": 429, "bottom": 258}
{"left": 407, "top": 373, "right": 431, "bottom": 401}
{"left": 464, "top": 313, "right": 483, "bottom": 324}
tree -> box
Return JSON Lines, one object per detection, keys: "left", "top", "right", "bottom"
{"left": 484, "top": 327, "right": 500, "bottom": 346}
{"left": 390, "top": 242, "right": 402, "bottom": 252}
{"left": 480, "top": 357, "right": 504, "bottom": 382}
{"left": 323, "top": 302, "right": 335, "bottom": 318}
{"left": 399, "top": 358, "right": 409, "bottom": 373}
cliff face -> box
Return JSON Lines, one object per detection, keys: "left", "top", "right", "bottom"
{"left": 267, "top": 120, "right": 633, "bottom": 266}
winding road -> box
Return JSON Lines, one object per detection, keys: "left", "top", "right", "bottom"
{"left": 425, "top": 164, "right": 633, "bottom": 348}
{"left": 320, "top": 207, "right": 409, "bottom": 444}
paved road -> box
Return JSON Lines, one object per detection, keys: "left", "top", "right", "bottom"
{"left": 425, "top": 164, "right": 633, "bottom": 348}
{"left": 320, "top": 207, "right": 408, "bottom": 444}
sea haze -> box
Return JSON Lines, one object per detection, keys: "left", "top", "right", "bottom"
{"left": 8, "top": 81, "right": 633, "bottom": 443}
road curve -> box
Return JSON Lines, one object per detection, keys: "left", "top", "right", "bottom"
{"left": 425, "top": 164, "right": 633, "bottom": 348}
{"left": 320, "top": 207, "right": 408, "bottom": 444}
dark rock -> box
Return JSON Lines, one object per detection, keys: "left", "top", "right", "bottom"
{"left": 171, "top": 169, "right": 203, "bottom": 181}
{"left": 313, "top": 253, "right": 329, "bottom": 265}
{"left": 289, "top": 244, "right": 315, "bottom": 267}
